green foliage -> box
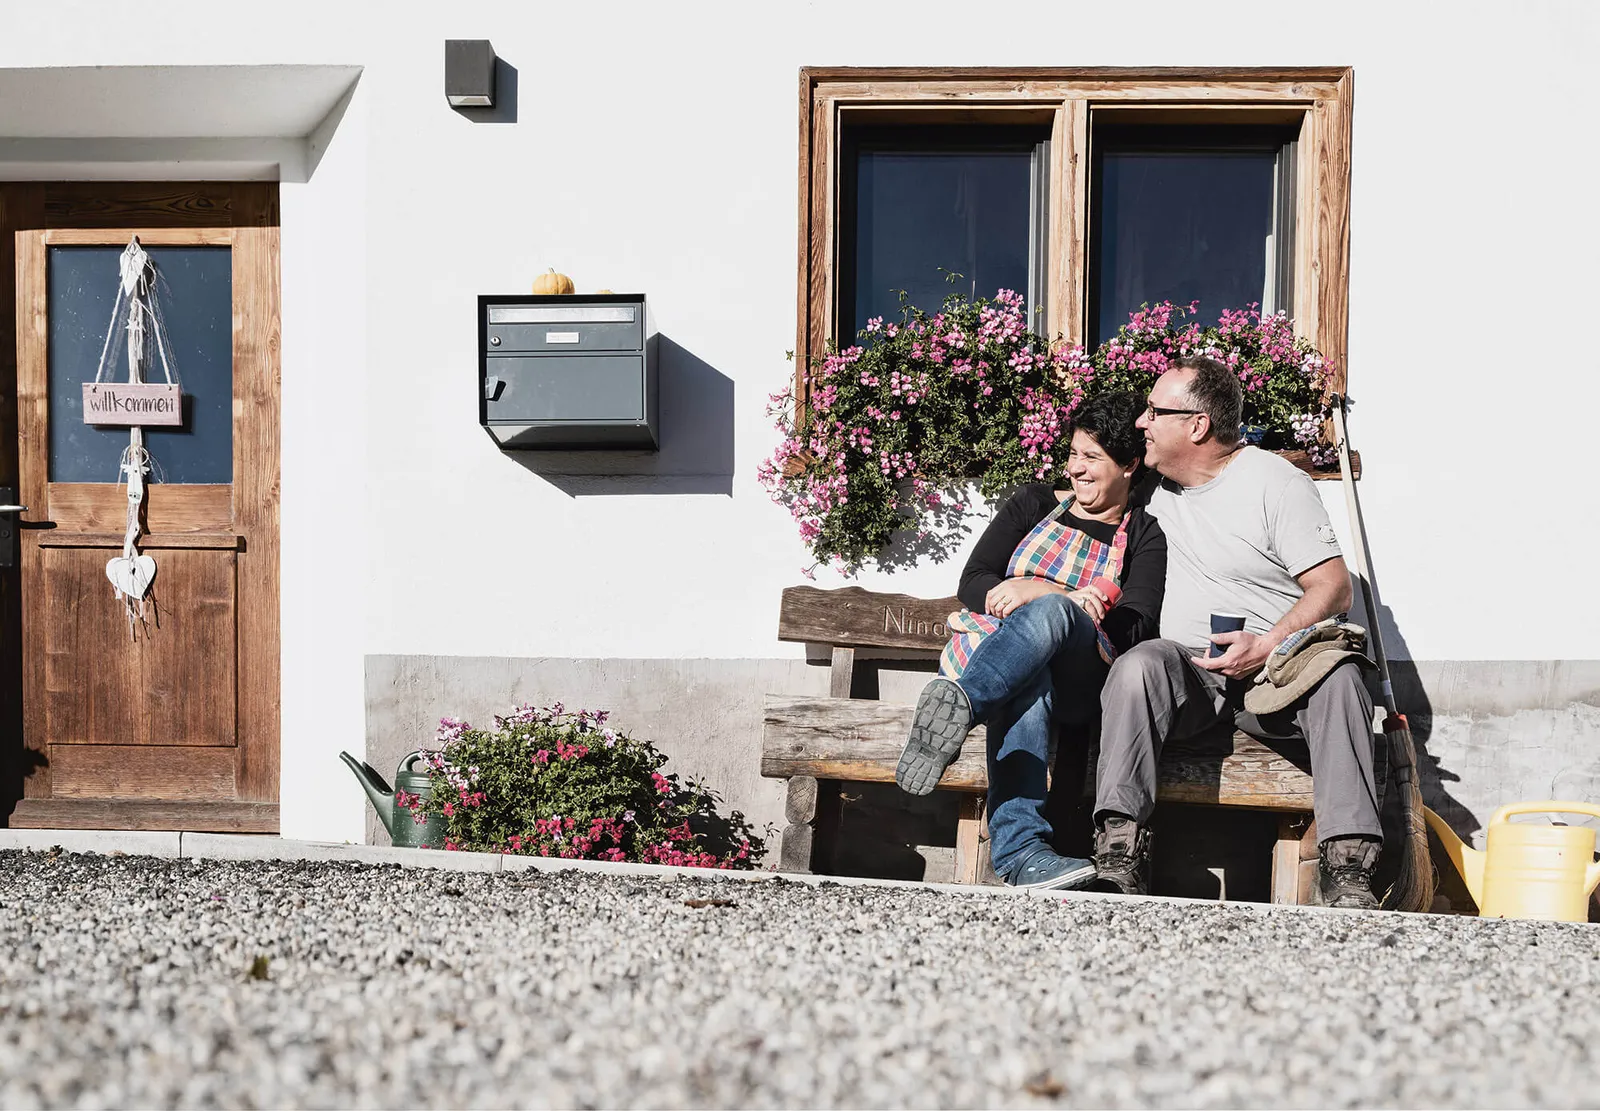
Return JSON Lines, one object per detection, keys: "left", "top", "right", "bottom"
{"left": 398, "top": 705, "right": 766, "bottom": 869}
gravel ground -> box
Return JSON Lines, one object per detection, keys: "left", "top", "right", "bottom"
{"left": 0, "top": 850, "right": 1596, "bottom": 1109}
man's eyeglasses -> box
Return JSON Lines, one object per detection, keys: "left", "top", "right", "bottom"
{"left": 1143, "top": 403, "right": 1202, "bottom": 420}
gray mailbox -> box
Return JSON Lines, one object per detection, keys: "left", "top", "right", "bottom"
{"left": 478, "top": 293, "right": 658, "bottom": 449}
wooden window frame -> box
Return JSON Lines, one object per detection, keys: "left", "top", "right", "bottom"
{"left": 795, "top": 67, "right": 1354, "bottom": 471}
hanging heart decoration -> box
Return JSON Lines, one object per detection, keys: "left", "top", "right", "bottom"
{"left": 105, "top": 554, "right": 157, "bottom": 601}
{"left": 91, "top": 236, "right": 183, "bottom": 641}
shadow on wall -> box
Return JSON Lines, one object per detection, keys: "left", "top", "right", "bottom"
{"left": 505, "top": 335, "right": 734, "bottom": 496}
{"left": 300, "top": 73, "right": 362, "bottom": 183}
{"left": 873, "top": 494, "right": 984, "bottom": 572}
{"left": 1350, "top": 576, "right": 1477, "bottom": 830}
{"left": 451, "top": 58, "right": 518, "bottom": 125}
{"left": 1373, "top": 599, "right": 1482, "bottom": 911}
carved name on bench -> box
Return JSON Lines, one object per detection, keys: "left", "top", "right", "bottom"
{"left": 884, "top": 607, "right": 948, "bottom": 640}
{"left": 779, "top": 585, "right": 961, "bottom": 651}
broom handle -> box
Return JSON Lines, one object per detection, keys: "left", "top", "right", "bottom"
{"left": 1329, "top": 394, "right": 1399, "bottom": 718}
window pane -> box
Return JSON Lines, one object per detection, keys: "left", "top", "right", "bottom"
{"left": 842, "top": 128, "right": 1042, "bottom": 340}
{"left": 48, "top": 245, "right": 233, "bottom": 484}
{"left": 1091, "top": 132, "right": 1287, "bottom": 347}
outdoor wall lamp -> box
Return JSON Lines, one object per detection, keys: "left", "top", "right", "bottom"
{"left": 445, "top": 40, "right": 497, "bottom": 107}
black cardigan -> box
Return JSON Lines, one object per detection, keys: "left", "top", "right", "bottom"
{"left": 956, "top": 484, "right": 1166, "bottom": 655}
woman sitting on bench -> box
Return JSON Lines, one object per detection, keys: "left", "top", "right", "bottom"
{"left": 895, "top": 391, "right": 1166, "bottom": 890}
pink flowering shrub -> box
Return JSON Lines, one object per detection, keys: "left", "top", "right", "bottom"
{"left": 760, "top": 288, "right": 1337, "bottom": 573}
{"left": 1087, "top": 300, "right": 1336, "bottom": 468}
{"left": 400, "top": 704, "right": 766, "bottom": 869}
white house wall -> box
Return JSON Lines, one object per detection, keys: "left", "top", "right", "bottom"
{"left": 278, "top": 81, "right": 371, "bottom": 843}
{"left": 4, "top": 0, "right": 1597, "bottom": 853}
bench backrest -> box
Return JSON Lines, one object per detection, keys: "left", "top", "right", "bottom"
{"left": 778, "top": 585, "right": 960, "bottom": 651}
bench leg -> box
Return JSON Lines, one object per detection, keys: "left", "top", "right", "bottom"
{"left": 1270, "top": 815, "right": 1314, "bottom": 905}
{"left": 779, "top": 776, "right": 843, "bottom": 874}
{"left": 1297, "top": 818, "right": 1320, "bottom": 905}
{"left": 954, "top": 795, "right": 986, "bottom": 885}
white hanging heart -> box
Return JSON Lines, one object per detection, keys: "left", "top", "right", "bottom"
{"left": 105, "top": 554, "right": 157, "bottom": 600}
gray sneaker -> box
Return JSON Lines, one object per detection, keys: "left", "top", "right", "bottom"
{"left": 895, "top": 678, "right": 973, "bottom": 796}
{"left": 1310, "top": 836, "right": 1381, "bottom": 910}
{"left": 1005, "top": 846, "right": 1098, "bottom": 890}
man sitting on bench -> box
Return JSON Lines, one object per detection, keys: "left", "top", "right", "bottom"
{"left": 1092, "top": 356, "right": 1383, "bottom": 908}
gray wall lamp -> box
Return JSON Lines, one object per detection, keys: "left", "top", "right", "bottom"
{"left": 445, "top": 40, "right": 497, "bottom": 107}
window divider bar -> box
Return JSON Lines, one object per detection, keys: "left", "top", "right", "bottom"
{"left": 1056, "top": 99, "right": 1089, "bottom": 348}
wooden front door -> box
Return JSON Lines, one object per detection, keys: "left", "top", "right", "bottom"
{"left": 0, "top": 184, "right": 280, "bottom": 831}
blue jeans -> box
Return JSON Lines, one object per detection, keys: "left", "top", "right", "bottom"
{"left": 954, "top": 593, "right": 1107, "bottom": 878}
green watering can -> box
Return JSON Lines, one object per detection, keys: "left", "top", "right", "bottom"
{"left": 339, "top": 750, "right": 448, "bottom": 849}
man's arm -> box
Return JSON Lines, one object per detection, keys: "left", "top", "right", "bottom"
{"left": 1197, "top": 556, "right": 1352, "bottom": 678}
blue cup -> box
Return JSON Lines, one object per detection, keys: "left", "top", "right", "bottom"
{"left": 1209, "top": 613, "right": 1247, "bottom": 657}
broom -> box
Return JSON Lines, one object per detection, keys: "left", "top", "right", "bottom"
{"left": 1330, "top": 394, "right": 1435, "bottom": 913}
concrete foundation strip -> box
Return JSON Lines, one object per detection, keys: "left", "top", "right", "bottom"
{"left": 0, "top": 827, "right": 1402, "bottom": 919}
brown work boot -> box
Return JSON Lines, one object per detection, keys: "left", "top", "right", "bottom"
{"left": 1092, "top": 815, "right": 1151, "bottom": 896}
{"left": 1311, "top": 836, "right": 1381, "bottom": 910}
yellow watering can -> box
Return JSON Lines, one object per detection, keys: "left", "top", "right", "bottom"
{"left": 1424, "top": 802, "right": 1600, "bottom": 922}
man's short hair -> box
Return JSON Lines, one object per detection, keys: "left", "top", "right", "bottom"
{"left": 1172, "top": 355, "right": 1242, "bottom": 446}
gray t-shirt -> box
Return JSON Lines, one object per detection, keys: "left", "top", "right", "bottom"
{"left": 1146, "top": 446, "right": 1343, "bottom": 651}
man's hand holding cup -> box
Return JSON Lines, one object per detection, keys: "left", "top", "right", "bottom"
{"left": 1197, "top": 612, "right": 1270, "bottom": 678}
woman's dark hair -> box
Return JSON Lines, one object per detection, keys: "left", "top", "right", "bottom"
{"left": 1067, "top": 391, "right": 1147, "bottom": 472}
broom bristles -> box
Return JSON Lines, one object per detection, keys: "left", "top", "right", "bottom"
{"left": 1382, "top": 717, "right": 1436, "bottom": 913}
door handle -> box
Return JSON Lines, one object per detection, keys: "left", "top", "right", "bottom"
{"left": 0, "top": 491, "right": 18, "bottom": 568}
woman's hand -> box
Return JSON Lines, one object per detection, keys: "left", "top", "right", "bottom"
{"left": 985, "top": 578, "right": 1059, "bottom": 619}
{"left": 1064, "top": 585, "right": 1110, "bottom": 623}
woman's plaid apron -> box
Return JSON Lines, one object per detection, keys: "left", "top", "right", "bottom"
{"left": 938, "top": 498, "right": 1131, "bottom": 679}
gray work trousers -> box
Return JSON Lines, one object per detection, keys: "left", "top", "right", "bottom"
{"left": 1096, "top": 639, "right": 1383, "bottom": 843}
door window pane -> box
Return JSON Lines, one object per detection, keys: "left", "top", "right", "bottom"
{"left": 1090, "top": 126, "right": 1295, "bottom": 347}
{"left": 841, "top": 126, "right": 1047, "bottom": 341}
{"left": 48, "top": 245, "right": 233, "bottom": 484}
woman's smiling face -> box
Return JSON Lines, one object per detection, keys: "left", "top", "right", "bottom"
{"left": 1066, "top": 428, "right": 1136, "bottom": 514}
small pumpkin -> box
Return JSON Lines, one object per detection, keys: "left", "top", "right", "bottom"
{"left": 532, "top": 268, "right": 575, "bottom": 296}
{"left": 595, "top": 288, "right": 615, "bottom": 295}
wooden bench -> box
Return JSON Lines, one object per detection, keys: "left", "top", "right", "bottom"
{"left": 761, "top": 585, "right": 1330, "bottom": 904}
